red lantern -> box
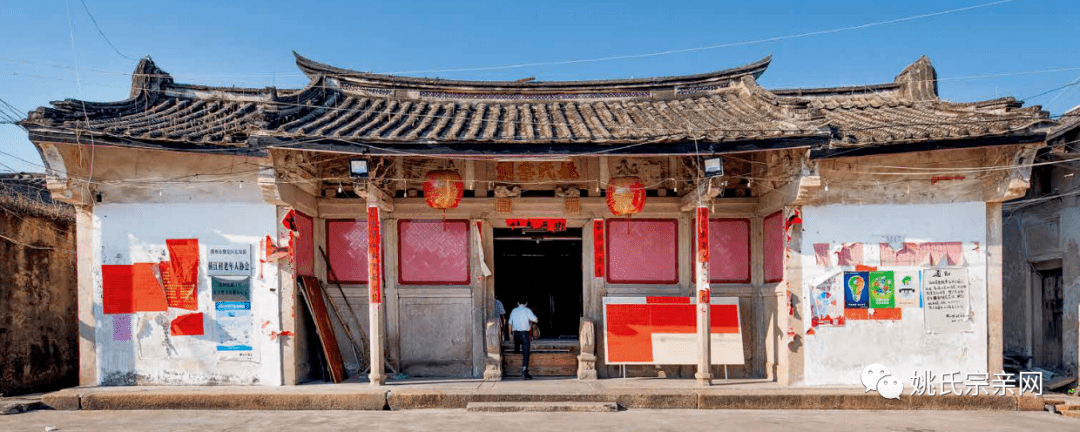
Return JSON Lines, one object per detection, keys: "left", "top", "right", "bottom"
{"left": 423, "top": 170, "right": 464, "bottom": 210}
{"left": 606, "top": 176, "right": 646, "bottom": 216}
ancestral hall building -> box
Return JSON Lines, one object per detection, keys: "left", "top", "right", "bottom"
{"left": 19, "top": 53, "right": 1060, "bottom": 387}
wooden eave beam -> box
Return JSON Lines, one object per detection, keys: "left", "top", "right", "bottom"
{"left": 358, "top": 182, "right": 394, "bottom": 212}
{"left": 679, "top": 177, "right": 724, "bottom": 211}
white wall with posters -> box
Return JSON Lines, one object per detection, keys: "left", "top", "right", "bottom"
{"left": 799, "top": 202, "right": 987, "bottom": 386}
{"left": 92, "top": 199, "right": 282, "bottom": 386}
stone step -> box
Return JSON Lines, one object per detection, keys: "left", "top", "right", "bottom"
{"left": 503, "top": 352, "right": 577, "bottom": 376}
{"left": 466, "top": 401, "right": 618, "bottom": 412}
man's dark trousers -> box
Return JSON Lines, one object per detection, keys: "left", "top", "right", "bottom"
{"left": 513, "top": 330, "right": 531, "bottom": 377}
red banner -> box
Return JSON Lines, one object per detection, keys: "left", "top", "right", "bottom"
{"left": 696, "top": 207, "right": 710, "bottom": 264}
{"left": 592, "top": 219, "right": 605, "bottom": 278}
{"left": 506, "top": 218, "right": 567, "bottom": 232}
{"left": 367, "top": 206, "right": 382, "bottom": 304}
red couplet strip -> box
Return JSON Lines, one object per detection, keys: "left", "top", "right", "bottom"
{"left": 367, "top": 206, "right": 382, "bottom": 304}
{"left": 592, "top": 219, "right": 605, "bottom": 278}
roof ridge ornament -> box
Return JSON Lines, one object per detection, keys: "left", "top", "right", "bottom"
{"left": 894, "top": 55, "right": 938, "bottom": 102}
{"left": 129, "top": 57, "right": 174, "bottom": 99}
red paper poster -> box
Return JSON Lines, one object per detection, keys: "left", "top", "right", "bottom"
{"left": 102, "top": 264, "right": 168, "bottom": 314}
{"left": 102, "top": 265, "right": 136, "bottom": 314}
{"left": 165, "top": 239, "right": 200, "bottom": 286}
{"left": 592, "top": 219, "right": 604, "bottom": 278}
{"left": 170, "top": 312, "right": 204, "bottom": 336}
{"left": 871, "top": 308, "right": 902, "bottom": 320}
{"left": 813, "top": 243, "right": 830, "bottom": 267}
{"left": 367, "top": 206, "right": 382, "bottom": 304}
{"left": 160, "top": 261, "right": 198, "bottom": 311}
{"left": 844, "top": 308, "right": 870, "bottom": 320}
{"left": 835, "top": 243, "right": 864, "bottom": 266}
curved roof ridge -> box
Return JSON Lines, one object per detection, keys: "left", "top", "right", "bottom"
{"left": 292, "top": 51, "right": 772, "bottom": 91}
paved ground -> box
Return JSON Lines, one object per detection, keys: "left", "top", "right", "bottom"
{"left": 1, "top": 409, "right": 1076, "bottom": 432}
{"left": 37, "top": 378, "right": 1047, "bottom": 411}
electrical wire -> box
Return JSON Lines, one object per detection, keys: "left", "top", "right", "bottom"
{"left": 78, "top": 0, "right": 136, "bottom": 61}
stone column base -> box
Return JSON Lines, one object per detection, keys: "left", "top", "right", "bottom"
{"left": 577, "top": 353, "right": 597, "bottom": 380}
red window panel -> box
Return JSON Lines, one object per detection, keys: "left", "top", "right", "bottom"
{"left": 294, "top": 211, "right": 314, "bottom": 277}
{"left": 607, "top": 219, "right": 678, "bottom": 284}
{"left": 763, "top": 211, "right": 784, "bottom": 283}
{"left": 398, "top": 219, "right": 470, "bottom": 285}
{"left": 327, "top": 220, "right": 369, "bottom": 284}
{"left": 709, "top": 219, "right": 751, "bottom": 283}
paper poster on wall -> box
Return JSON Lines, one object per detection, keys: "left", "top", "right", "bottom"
{"left": 923, "top": 268, "right": 972, "bottom": 333}
{"left": 102, "top": 263, "right": 168, "bottom": 314}
{"left": 211, "top": 276, "right": 251, "bottom": 302}
{"left": 165, "top": 239, "right": 200, "bottom": 285}
{"left": 170, "top": 313, "right": 204, "bottom": 336}
{"left": 112, "top": 315, "right": 132, "bottom": 341}
{"left": 844, "top": 272, "right": 869, "bottom": 309}
{"left": 868, "top": 271, "right": 895, "bottom": 309}
{"left": 160, "top": 261, "right": 198, "bottom": 311}
{"left": 810, "top": 274, "right": 844, "bottom": 327}
{"left": 216, "top": 301, "right": 253, "bottom": 358}
{"left": 894, "top": 271, "right": 921, "bottom": 308}
{"left": 207, "top": 244, "right": 253, "bottom": 276}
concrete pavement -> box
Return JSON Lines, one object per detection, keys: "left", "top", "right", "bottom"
{"left": 2, "top": 409, "right": 1076, "bottom": 432}
{"left": 38, "top": 377, "right": 1046, "bottom": 411}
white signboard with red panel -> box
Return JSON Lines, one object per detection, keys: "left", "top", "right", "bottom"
{"left": 603, "top": 296, "right": 744, "bottom": 365}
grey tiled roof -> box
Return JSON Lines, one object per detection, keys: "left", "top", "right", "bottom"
{"left": 19, "top": 54, "right": 1054, "bottom": 154}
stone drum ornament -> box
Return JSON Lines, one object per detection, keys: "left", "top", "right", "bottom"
{"left": 606, "top": 176, "right": 646, "bottom": 216}
{"left": 423, "top": 170, "right": 464, "bottom": 210}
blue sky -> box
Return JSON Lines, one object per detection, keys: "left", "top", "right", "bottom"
{"left": 1, "top": 0, "right": 1078, "bottom": 173}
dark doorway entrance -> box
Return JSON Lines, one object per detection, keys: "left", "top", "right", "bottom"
{"left": 494, "top": 228, "right": 583, "bottom": 339}
{"left": 1036, "top": 267, "right": 1064, "bottom": 371}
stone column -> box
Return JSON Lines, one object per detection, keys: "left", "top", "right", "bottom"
{"left": 367, "top": 204, "right": 386, "bottom": 385}
{"left": 986, "top": 202, "right": 1003, "bottom": 376}
{"left": 76, "top": 205, "right": 97, "bottom": 386}
{"left": 695, "top": 205, "right": 713, "bottom": 386}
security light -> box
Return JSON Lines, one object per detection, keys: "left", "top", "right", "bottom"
{"left": 703, "top": 156, "right": 723, "bottom": 178}
{"left": 349, "top": 159, "right": 369, "bottom": 178}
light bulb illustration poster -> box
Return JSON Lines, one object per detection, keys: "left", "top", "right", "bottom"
{"left": 868, "top": 271, "right": 895, "bottom": 309}
{"left": 844, "top": 271, "right": 869, "bottom": 309}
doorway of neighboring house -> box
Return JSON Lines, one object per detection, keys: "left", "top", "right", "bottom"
{"left": 1034, "top": 266, "right": 1064, "bottom": 372}
{"left": 493, "top": 227, "right": 582, "bottom": 377}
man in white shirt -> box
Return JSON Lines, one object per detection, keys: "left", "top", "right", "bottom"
{"left": 508, "top": 297, "right": 539, "bottom": 379}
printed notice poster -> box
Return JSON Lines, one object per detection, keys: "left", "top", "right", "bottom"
{"left": 206, "top": 244, "right": 253, "bottom": 277}
{"left": 844, "top": 272, "right": 869, "bottom": 309}
{"left": 922, "top": 268, "right": 971, "bottom": 333}
{"left": 216, "top": 301, "right": 253, "bottom": 359}
{"left": 868, "top": 271, "right": 895, "bottom": 308}
{"left": 894, "top": 270, "right": 921, "bottom": 308}
{"left": 212, "top": 276, "right": 251, "bottom": 302}
{"left": 811, "top": 274, "right": 845, "bottom": 327}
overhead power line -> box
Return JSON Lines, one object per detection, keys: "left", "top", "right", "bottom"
{"left": 384, "top": 0, "right": 1019, "bottom": 75}
{"left": 78, "top": 0, "right": 136, "bottom": 61}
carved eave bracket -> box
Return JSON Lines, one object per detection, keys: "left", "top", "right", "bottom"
{"left": 982, "top": 144, "right": 1041, "bottom": 202}
{"left": 358, "top": 182, "right": 395, "bottom": 213}
{"left": 756, "top": 175, "right": 822, "bottom": 215}
{"left": 35, "top": 142, "right": 92, "bottom": 206}
{"left": 679, "top": 177, "right": 725, "bottom": 211}
{"left": 258, "top": 165, "right": 317, "bottom": 216}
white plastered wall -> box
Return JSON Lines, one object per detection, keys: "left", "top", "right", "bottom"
{"left": 799, "top": 202, "right": 988, "bottom": 386}
{"left": 92, "top": 199, "right": 282, "bottom": 385}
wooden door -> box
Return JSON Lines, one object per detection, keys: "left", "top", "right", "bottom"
{"left": 1038, "top": 268, "right": 1063, "bottom": 371}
